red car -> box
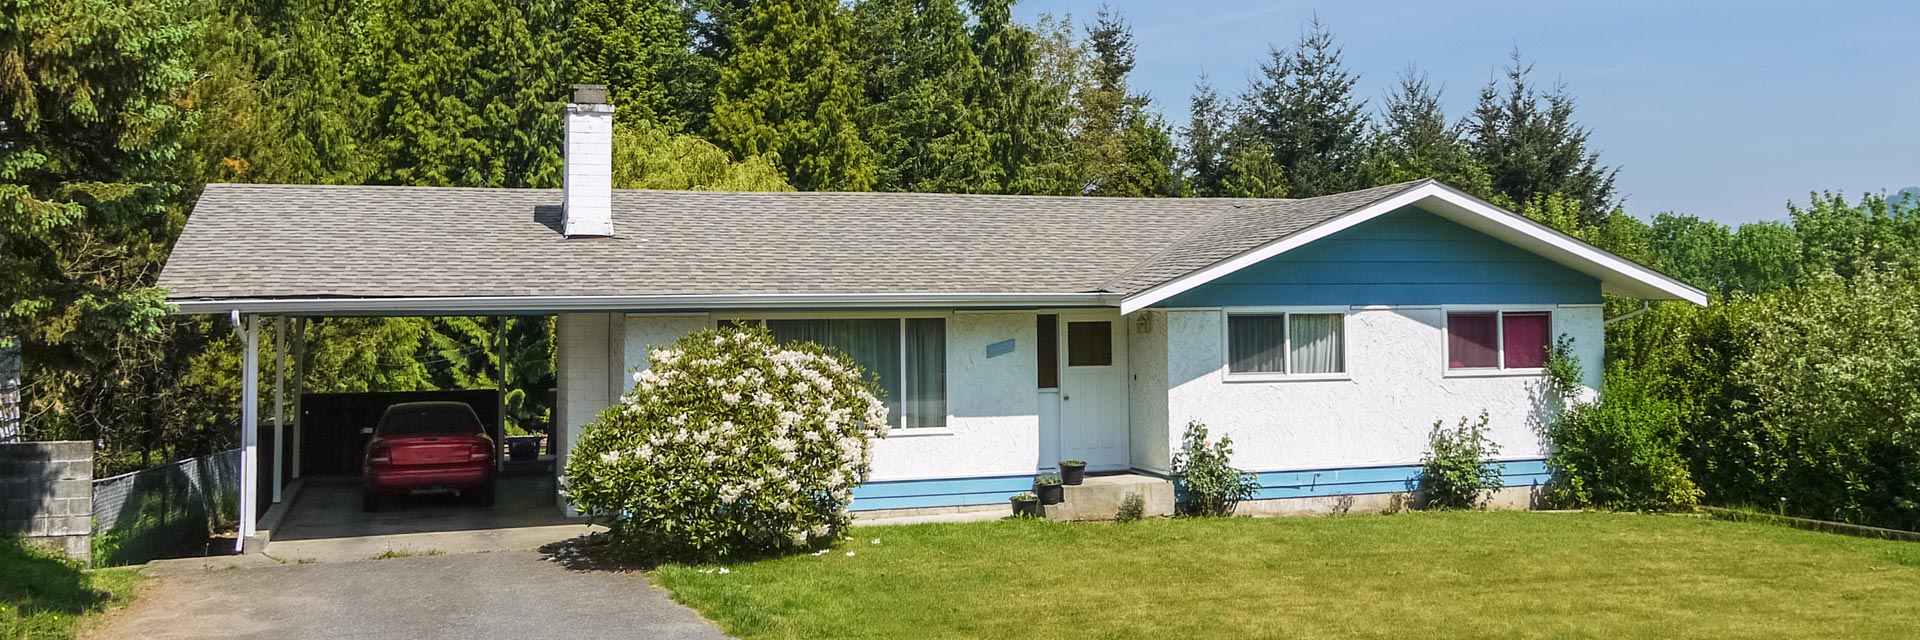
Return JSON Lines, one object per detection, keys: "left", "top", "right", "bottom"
{"left": 362, "top": 401, "right": 496, "bottom": 511}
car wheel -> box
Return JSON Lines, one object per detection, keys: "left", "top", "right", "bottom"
{"left": 363, "top": 489, "right": 382, "bottom": 512}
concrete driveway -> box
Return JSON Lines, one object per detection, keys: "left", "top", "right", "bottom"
{"left": 86, "top": 550, "right": 730, "bottom": 640}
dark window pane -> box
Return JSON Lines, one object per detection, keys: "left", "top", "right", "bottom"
{"left": 904, "top": 318, "right": 947, "bottom": 428}
{"left": 1447, "top": 312, "right": 1499, "bottom": 369}
{"left": 379, "top": 403, "right": 483, "bottom": 436}
{"left": 1036, "top": 314, "right": 1059, "bottom": 389}
{"left": 1502, "top": 312, "right": 1552, "bottom": 369}
{"left": 1066, "top": 321, "right": 1113, "bottom": 367}
{"left": 1228, "top": 314, "right": 1287, "bottom": 373}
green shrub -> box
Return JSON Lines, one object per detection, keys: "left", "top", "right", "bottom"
{"left": 1171, "top": 421, "right": 1258, "bottom": 517}
{"left": 1419, "top": 412, "right": 1505, "bottom": 510}
{"left": 1542, "top": 339, "right": 1702, "bottom": 511}
{"left": 1034, "top": 473, "right": 1061, "bottom": 486}
{"left": 1115, "top": 492, "right": 1145, "bottom": 523}
{"left": 563, "top": 326, "right": 889, "bottom": 561}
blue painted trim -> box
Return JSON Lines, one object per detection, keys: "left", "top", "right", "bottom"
{"left": 848, "top": 460, "right": 1553, "bottom": 511}
{"left": 1246, "top": 459, "right": 1549, "bottom": 501}
{"left": 850, "top": 474, "right": 1036, "bottom": 511}
{"left": 1157, "top": 207, "right": 1603, "bottom": 308}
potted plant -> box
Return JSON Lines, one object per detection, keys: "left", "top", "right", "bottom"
{"left": 1010, "top": 492, "right": 1042, "bottom": 518}
{"left": 1034, "top": 474, "right": 1065, "bottom": 505}
{"left": 1059, "top": 460, "right": 1088, "bottom": 485}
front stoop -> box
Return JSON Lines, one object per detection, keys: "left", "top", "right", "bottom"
{"left": 1044, "top": 473, "right": 1175, "bottom": 521}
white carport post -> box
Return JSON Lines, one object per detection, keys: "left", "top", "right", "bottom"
{"left": 272, "top": 316, "right": 287, "bottom": 504}
{"left": 237, "top": 314, "right": 259, "bottom": 552}
{"left": 292, "top": 317, "right": 306, "bottom": 479}
{"left": 497, "top": 316, "right": 508, "bottom": 472}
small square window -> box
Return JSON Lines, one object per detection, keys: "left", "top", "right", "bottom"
{"left": 1446, "top": 312, "right": 1499, "bottom": 369}
{"left": 1502, "top": 312, "right": 1552, "bottom": 369}
{"left": 1066, "top": 321, "right": 1113, "bottom": 367}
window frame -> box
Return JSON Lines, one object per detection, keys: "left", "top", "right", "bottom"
{"left": 715, "top": 310, "right": 952, "bottom": 434}
{"left": 1219, "top": 306, "right": 1352, "bottom": 383}
{"left": 1441, "top": 305, "right": 1555, "bottom": 378}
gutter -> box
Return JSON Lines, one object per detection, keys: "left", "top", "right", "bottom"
{"left": 169, "top": 292, "right": 1125, "bottom": 316}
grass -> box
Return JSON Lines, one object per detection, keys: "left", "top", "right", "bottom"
{"left": 653, "top": 511, "right": 1920, "bottom": 639}
{"left": 0, "top": 539, "right": 143, "bottom": 640}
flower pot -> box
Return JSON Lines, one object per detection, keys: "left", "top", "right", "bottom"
{"left": 1011, "top": 497, "right": 1043, "bottom": 518}
{"left": 1060, "top": 462, "right": 1087, "bottom": 485}
{"left": 1036, "top": 482, "right": 1064, "bottom": 505}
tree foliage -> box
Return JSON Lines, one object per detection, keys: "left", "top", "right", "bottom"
{"left": 710, "top": 0, "right": 876, "bottom": 191}
{"left": 1243, "top": 18, "right": 1368, "bottom": 197}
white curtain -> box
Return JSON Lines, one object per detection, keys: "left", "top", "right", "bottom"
{"left": 903, "top": 318, "right": 946, "bottom": 429}
{"left": 1289, "top": 314, "right": 1344, "bottom": 374}
{"left": 767, "top": 319, "right": 902, "bottom": 427}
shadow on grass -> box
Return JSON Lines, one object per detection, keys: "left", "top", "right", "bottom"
{"left": 0, "top": 537, "right": 136, "bottom": 638}
{"left": 538, "top": 531, "right": 830, "bottom": 572}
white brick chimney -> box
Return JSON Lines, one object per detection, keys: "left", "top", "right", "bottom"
{"left": 563, "top": 84, "right": 615, "bottom": 237}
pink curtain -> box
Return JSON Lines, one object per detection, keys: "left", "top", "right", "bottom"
{"left": 1447, "top": 313, "right": 1498, "bottom": 368}
{"left": 1502, "top": 312, "right": 1552, "bottom": 368}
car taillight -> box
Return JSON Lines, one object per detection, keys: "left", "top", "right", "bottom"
{"left": 469, "top": 442, "right": 492, "bottom": 462}
{"left": 369, "top": 444, "right": 391, "bottom": 465}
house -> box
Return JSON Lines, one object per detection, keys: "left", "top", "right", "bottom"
{"left": 158, "top": 87, "right": 1706, "bottom": 543}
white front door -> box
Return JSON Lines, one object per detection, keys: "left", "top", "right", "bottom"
{"left": 1058, "top": 312, "right": 1129, "bottom": 471}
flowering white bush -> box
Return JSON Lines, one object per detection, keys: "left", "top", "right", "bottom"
{"left": 563, "top": 326, "right": 888, "bottom": 559}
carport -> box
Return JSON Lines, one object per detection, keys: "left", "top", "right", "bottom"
{"left": 189, "top": 310, "right": 577, "bottom": 554}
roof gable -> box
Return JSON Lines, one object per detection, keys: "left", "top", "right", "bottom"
{"left": 1118, "top": 181, "right": 1708, "bottom": 313}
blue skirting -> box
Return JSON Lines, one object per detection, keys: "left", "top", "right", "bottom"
{"left": 848, "top": 459, "right": 1550, "bottom": 511}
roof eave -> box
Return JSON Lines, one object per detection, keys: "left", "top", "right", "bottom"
{"left": 166, "top": 292, "right": 1125, "bottom": 316}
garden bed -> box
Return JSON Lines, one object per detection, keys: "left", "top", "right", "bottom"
{"left": 654, "top": 511, "right": 1920, "bottom": 639}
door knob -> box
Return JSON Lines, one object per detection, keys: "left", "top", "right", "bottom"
{"left": 1063, "top": 395, "right": 1070, "bottom": 401}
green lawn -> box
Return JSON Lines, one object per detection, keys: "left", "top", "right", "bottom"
{"left": 654, "top": 511, "right": 1920, "bottom": 639}
{"left": 0, "top": 539, "right": 143, "bottom": 640}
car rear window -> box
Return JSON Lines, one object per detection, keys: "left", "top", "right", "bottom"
{"left": 379, "top": 404, "right": 483, "bottom": 436}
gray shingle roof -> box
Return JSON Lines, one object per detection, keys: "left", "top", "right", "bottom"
{"left": 159, "top": 183, "right": 1418, "bottom": 302}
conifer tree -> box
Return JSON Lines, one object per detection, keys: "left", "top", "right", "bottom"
{"left": 1466, "top": 50, "right": 1618, "bottom": 220}
{"left": 710, "top": 0, "right": 876, "bottom": 191}
{"left": 1244, "top": 17, "right": 1369, "bottom": 197}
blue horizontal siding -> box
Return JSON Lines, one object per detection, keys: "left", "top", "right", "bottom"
{"left": 846, "top": 460, "right": 1553, "bottom": 511}
{"left": 849, "top": 475, "right": 1036, "bottom": 511}
{"left": 1249, "top": 459, "right": 1549, "bottom": 500}
{"left": 1159, "top": 206, "right": 1602, "bottom": 308}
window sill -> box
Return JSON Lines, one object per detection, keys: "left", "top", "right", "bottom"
{"left": 1223, "top": 372, "right": 1352, "bottom": 384}
{"left": 1443, "top": 367, "right": 1547, "bottom": 379}
{"left": 885, "top": 427, "right": 957, "bottom": 438}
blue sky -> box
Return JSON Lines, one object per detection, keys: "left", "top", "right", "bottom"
{"left": 1013, "top": 0, "right": 1918, "bottom": 224}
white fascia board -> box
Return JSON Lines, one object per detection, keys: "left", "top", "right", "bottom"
{"left": 168, "top": 292, "right": 1124, "bottom": 317}
{"left": 1119, "top": 183, "right": 1709, "bottom": 314}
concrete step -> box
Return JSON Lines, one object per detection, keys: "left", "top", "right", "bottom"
{"left": 1044, "top": 473, "right": 1175, "bottom": 521}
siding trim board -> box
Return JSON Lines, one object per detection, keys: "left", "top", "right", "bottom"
{"left": 846, "top": 459, "right": 1551, "bottom": 511}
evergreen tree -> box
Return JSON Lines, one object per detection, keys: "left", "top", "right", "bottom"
{"left": 1244, "top": 17, "right": 1369, "bottom": 197}
{"left": 611, "top": 120, "right": 793, "bottom": 191}
{"left": 853, "top": 0, "right": 996, "bottom": 193}
{"left": 1182, "top": 79, "right": 1228, "bottom": 197}
{"left": 1, "top": 0, "right": 197, "bottom": 447}
{"left": 1466, "top": 50, "right": 1618, "bottom": 220}
{"left": 360, "top": 0, "right": 565, "bottom": 188}
{"left": 710, "top": 0, "right": 875, "bottom": 191}
{"left": 1365, "top": 66, "right": 1489, "bottom": 194}
{"left": 986, "top": 11, "right": 1077, "bottom": 195}
{"left": 1069, "top": 8, "right": 1177, "bottom": 197}
{"left": 562, "top": 0, "right": 699, "bottom": 130}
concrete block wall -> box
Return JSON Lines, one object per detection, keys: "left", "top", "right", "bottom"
{"left": 0, "top": 441, "right": 93, "bottom": 562}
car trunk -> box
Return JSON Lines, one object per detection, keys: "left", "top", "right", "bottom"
{"left": 384, "top": 435, "right": 483, "bottom": 466}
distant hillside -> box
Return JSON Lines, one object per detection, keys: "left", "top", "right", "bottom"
{"left": 1896, "top": 186, "right": 1920, "bottom": 203}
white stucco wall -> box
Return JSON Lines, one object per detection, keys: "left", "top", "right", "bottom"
{"left": 1163, "top": 305, "right": 1603, "bottom": 472}
{"left": 555, "top": 313, "right": 622, "bottom": 512}
{"left": 619, "top": 311, "right": 1046, "bottom": 482}
{"left": 1126, "top": 310, "right": 1171, "bottom": 474}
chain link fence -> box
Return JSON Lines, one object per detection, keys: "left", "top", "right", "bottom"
{"left": 90, "top": 449, "right": 240, "bottom": 566}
